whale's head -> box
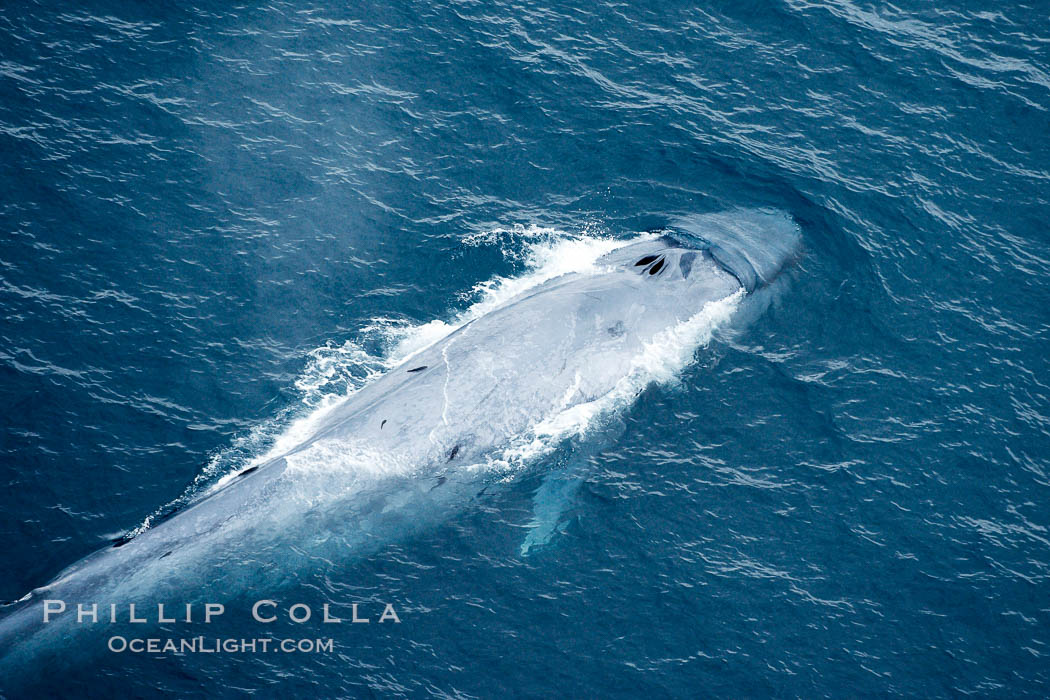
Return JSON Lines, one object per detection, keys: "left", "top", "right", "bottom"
{"left": 586, "top": 212, "right": 800, "bottom": 335}
{"left": 591, "top": 239, "right": 743, "bottom": 329}
{"left": 605, "top": 213, "right": 798, "bottom": 290}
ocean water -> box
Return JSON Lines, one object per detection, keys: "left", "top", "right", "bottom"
{"left": 1, "top": 0, "right": 1048, "bottom": 696}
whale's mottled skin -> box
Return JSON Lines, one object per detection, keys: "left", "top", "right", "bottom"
{"left": 0, "top": 212, "right": 800, "bottom": 669}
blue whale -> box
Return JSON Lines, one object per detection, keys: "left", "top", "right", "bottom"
{"left": 0, "top": 210, "right": 800, "bottom": 672}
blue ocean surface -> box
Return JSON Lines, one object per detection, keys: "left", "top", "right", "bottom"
{"left": 1, "top": 0, "right": 1048, "bottom": 696}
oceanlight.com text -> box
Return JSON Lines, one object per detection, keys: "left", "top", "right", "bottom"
{"left": 107, "top": 636, "right": 335, "bottom": 654}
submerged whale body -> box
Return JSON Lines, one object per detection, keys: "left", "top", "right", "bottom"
{"left": 0, "top": 210, "right": 800, "bottom": 668}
